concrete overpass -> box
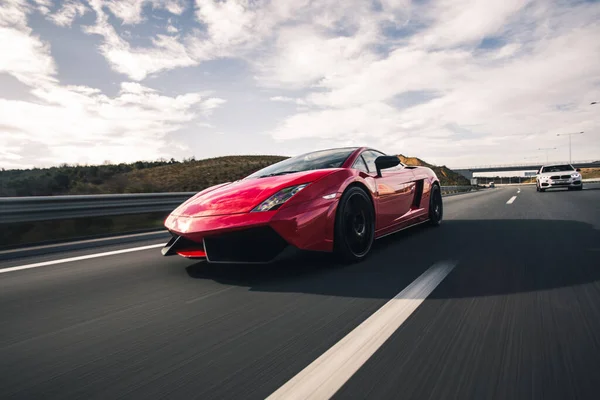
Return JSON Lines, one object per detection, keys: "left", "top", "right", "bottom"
{"left": 452, "top": 160, "right": 600, "bottom": 179}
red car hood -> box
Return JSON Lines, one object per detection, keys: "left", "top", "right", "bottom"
{"left": 171, "top": 169, "right": 337, "bottom": 217}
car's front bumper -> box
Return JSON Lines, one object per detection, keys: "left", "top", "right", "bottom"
{"left": 539, "top": 177, "right": 582, "bottom": 189}
{"left": 162, "top": 197, "right": 339, "bottom": 262}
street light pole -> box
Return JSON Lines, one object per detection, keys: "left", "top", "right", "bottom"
{"left": 538, "top": 147, "right": 556, "bottom": 163}
{"left": 556, "top": 131, "right": 584, "bottom": 164}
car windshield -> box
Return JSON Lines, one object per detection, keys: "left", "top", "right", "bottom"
{"left": 541, "top": 165, "right": 575, "bottom": 173}
{"left": 245, "top": 148, "right": 357, "bottom": 179}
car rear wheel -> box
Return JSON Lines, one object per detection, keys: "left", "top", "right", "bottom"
{"left": 334, "top": 187, "right": 375, "bottom": 263}
{"left": 429, "top": 184, "right": 443, "bottom": 226}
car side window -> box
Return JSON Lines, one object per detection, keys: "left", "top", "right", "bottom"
{"left": 361, "top": 150, "right": 385, "bottom": 173}
{"left": 352, "top": 156, "right": 369, "bottom": 173}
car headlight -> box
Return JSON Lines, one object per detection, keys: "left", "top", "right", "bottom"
{"left": 252, "top": 184, "right": 310, "bottom": 212}
{"left": 571, "top": 173, "right": 580, "bottom": 178}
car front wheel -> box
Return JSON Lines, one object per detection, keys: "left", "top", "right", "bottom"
{"left": 334, "top": 187, "right": 375, "bottom": 263}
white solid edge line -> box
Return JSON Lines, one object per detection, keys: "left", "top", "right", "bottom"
{"left": 506, "top": 196, "right": 517, "bottom": 204}
{"left": 266, "top": 260, "right": 457, "bottom": 400}
{"left": 0, "top": 243, "right": 166, "bottom": 274}
{"left": 0, "top": 230, "right": 169, "bottom": 256}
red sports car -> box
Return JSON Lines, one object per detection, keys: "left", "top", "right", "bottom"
{"left": 162, "top": 147, "right": 443, "bottom": 263}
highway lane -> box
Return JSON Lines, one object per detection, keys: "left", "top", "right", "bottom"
{"left": 336, "top": 183, "right": 600, "bottom": 399}
{"left": 1, "top": 185, "right": 599, "bottom": 399}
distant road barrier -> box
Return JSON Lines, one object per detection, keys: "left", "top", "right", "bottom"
{"left": 451, "top": 159, "right": 599, "bottom": 170}
{"left": 1, "top": 186, "right": 476, "bottom": 224}
{"left": 440, "top": 186, "right": 478, "bottom": 195}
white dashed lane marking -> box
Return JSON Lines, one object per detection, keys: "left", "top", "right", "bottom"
{"left": 267, "top": 261, "right": 457, "bottom": 400}
{"left": 506, "top": 196, "right": 517, "bottom": 204}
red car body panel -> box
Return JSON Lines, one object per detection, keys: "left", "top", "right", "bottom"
{"left": 163, "top": 147, "right": 440, "bottom": 262}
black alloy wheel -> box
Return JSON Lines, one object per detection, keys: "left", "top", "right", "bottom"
{"left": 334, "top": 187, "right": 375, "bottom": 263}
{"left": 429, "top": 184, "right": 443, "bottom": 226}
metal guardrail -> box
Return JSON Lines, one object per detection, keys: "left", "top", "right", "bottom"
{"left": 0, "top": 192, "right": 197, "bottom": 224}
{"left": 1, "top": 186, "right": 477, "bottom": 224}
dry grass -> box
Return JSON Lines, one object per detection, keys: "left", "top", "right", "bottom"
{"left": 103, "top": 155, "right": 288, "bottom": 193}
{"left": 580, "top": 167, "right": 600, "bottom": 179}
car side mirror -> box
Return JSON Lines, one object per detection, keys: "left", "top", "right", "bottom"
{"left": 375, "top": 156, "right": 400, "bottom": 176}
{"left": 576, "top": 168, "right": 581, "bottom": 172}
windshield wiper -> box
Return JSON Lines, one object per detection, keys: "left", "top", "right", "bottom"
{"left": 258, "top": 171, "right": 301, "bottom": 178}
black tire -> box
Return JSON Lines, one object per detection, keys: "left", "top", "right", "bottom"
{"left": 536, "top": 182, "right": 540, "bottom": 192}
{"left": 576, "top": 185, "right": 583, "bottom": 191}
{"left": 540, "top": 188, "right": 546, "bottom": 192}
{"left": 334, "top": 187, "right": 375, "bottom": 263}
{"left": 429, "top": 184, "right": 443, "bottom": 226}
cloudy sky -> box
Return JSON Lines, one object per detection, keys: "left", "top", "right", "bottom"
{"left": 1, "top": 0, "right": 599, "bottom": 170}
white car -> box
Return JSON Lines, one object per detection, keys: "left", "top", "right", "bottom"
{"left": 536, "top": 164, "right": 583, "bottom": 192}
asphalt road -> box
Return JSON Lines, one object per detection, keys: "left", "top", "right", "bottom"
{"left": 1, "top": 183, "right": 600, "bottom": 400}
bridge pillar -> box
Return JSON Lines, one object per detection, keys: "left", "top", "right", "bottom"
{"left": 454, "top": 169, "right": 473, "bottom": 180}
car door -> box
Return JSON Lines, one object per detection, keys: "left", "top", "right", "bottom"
{"left": 360, "top": 150, "right": 417, "bottom": 231}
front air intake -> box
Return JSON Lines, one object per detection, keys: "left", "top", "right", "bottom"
{"left": 203, "top": 226, "right": 288, "bottom": 263}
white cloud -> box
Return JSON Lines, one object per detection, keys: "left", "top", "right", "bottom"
{"left": 270, "top": 103, "right": 405, "bottom": 141}
{"left": 0, "top": 0, "right": 29, "bottom": 29}
{"left": 0, "top": 81, "right": 226, "bottom": 167}
{"left": 49, "top": 0, "right": 88, "bottom": 27}
{"left": 256, "top": 24, "right": 379, "bottom": 89}
{"left": 185, "top": 0, "right": 270, "bottom": 61}
{"left": 84, "top": 0, "right": 195, "bottom": 80}
{"left": 200, "top": 97, "right": 227, "bottom": 116}
{"left": 264, "top": 0, "right": 600, "bottom": 165}
{"left": 0, "top": 0, "right": 226, "bottom": 169}
{"left": 31, "top": 0, "right": 52, "bottom": 15}
{"left": 270, "top": 96, "right": 294, "bottom": 102}
{"left": 160, "top": 0, "right": 186, "bottom": 15}
{"left": 269, "top": 96, "right": 307, "bottom": 105}
{"left": 0, "top": 0, "right": 57, "bottom": 86}
{"left": 103, "top": 0, "right": 187, "bottom": 25}
{"left": 416, "top": 0, "right": 530, "bottom": 49}
{"left": 186, "top": 0, "right": 377, "bottom": 64}
{"left": 104, "top": 0, "right": 147, "bottom": 24}
{"left": 3, "top": 0, "right": 600, "bottom": 169}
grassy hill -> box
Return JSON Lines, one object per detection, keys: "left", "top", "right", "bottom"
{"left": 1, "top": 153, "right": 470, "bottom": 197}
{"left": 0, "top": 156, "right": 286, "bottom": 197}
